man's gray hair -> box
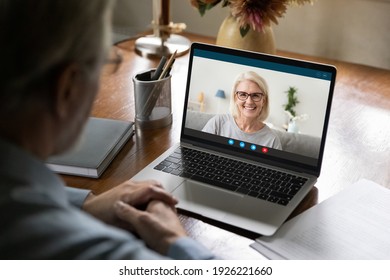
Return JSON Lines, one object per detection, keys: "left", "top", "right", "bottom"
{"left": 0, "top": 0, "right": 115, "bottom": 112}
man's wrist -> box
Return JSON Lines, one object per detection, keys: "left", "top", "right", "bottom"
{"left": 82, "top": 191, "right": 96, "bottom": 210}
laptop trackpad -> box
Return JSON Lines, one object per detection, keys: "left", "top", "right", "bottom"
{"left": 172, "top": 180, "right": 242, "bottom": 220}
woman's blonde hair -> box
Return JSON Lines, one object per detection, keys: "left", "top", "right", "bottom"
{"left": 229, "top": 71, "right": 270, "bottom": 122}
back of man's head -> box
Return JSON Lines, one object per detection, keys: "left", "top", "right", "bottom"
{"left": 0, "top": 0, "right": 115, "bottom": 115}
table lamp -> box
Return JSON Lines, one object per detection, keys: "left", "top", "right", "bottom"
{"left": 215, "top": 89, "right": 226, "bottom": 99}
{"left": 135, "top": 0, "right": 191, "bottom": 58}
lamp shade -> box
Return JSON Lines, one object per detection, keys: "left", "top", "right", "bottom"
{"left": 215, "top": 89, "right": 226, "bottom": 99}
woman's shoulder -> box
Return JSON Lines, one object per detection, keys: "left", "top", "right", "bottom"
{"left": 209, "top": 113, "right": 231, "bottom": 124}
{"left": 203, "top": 113, "right": 231, "bottom": 132}
{"left": 261, "top": 124, "right": 275, "bottom": 133}
{"left": 257, "top": 124, "right": 279, "bottom": 139}
{"left": 261, "top": 124, "right": 283, "bottom": 149}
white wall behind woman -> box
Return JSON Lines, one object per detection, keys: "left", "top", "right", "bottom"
{"left": 114, "top": 0, "right": 390, "bottom": 70}
{"left": 188, "top": 57, "right": 330, "bottom": 137}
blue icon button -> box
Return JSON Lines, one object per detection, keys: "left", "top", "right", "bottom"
{"left": 239, "top": 142, "right": 245, "bottom": 148}
{"left": 250, "top": 144, "right": 256, "bottom": 151}
{"left": 228, "top": 139, "right": 234, "bottom": 145}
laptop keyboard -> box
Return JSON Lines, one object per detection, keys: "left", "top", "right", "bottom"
{"left": 154, "top": 147, "right": 308, "bottom": 206}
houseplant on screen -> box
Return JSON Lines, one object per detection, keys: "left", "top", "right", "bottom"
{"left": 190, "top": 0, "right": 313, "bottom": 54}
{"left": 283, "top": 86, "right": 308, "bottom": 133}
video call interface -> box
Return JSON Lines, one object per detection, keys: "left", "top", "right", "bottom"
{"left": 183, "top": 48, "right": 335, "bottom": 170}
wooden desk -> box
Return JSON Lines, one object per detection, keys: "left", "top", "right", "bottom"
{"left": 63, "top": 33, "right": 390, "bottom": 259}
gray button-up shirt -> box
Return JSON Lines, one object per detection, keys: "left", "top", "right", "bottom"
{"left": 0, "top": 138, "right": 214, "bottom": 260}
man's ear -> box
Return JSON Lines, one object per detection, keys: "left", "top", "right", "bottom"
{"left": 53, "top": 63, "right": 80, "bottom": 120}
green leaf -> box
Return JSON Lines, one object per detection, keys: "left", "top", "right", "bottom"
{"left": 221, "top": 0, "right": 230, "bottom": 8}
{"left": 198, "top": 4, "right": 207, "bottom": 16}
{"left": 198, "top": 1, "right": 222, "bottom": 16}
{"left": 283, "top": 86, "right": 299, "bottom": 117}
{"left": 240, "top": 25, "right": 250, "bottom": 37}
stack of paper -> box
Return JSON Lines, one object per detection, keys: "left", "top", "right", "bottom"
{"left": 251, "top": 179, "right": 390, "bottom": 259}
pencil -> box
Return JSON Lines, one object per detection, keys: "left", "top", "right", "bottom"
{"left": 158, "top": 50, "right": 177, "bottom": 80}
{"left": 140, "top": 50, "right": 177, "bottom": 117}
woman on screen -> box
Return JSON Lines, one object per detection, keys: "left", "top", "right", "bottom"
{"left": 202, "top": 71, "right": 282, "bottom": 149}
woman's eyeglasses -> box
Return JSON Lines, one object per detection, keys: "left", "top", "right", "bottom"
{"left": 235, "top": 91, "right": 264, "bottom": 102}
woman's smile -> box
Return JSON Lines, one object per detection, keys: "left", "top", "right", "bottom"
{"left": 236, "top": 80, "right": 263, "bottom": 119}
{"left": 240, "top": 101, "right": 260, "bottom": 117}
{"left": 243, "top": 104, "right": 257, "bottom": 111}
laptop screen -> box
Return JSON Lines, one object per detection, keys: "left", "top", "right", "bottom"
{"left": 181, "top": 43, "right": 336, "bottom": 176}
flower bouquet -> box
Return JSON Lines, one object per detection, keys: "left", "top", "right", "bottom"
{"left": 190, "top": 0, "right": 313, "bottom": 37}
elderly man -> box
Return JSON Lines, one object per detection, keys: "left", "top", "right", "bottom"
{"left": 0, "top": 0, "right": 214, "bottom": 259}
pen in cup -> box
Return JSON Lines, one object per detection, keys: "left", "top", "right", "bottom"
{"left": 164, "top": 58, "right": 175, "bottom": 78}
{"left": 158, "top": 50, "right": 177, "bottom": 80}
{"left": 133, "top": 67, "right": 172, "bottom": 129}
{"left": 151, "top": 56, "right": 167, "bottom": 81}
{"left": 141, "top": 51, "right": 177, "bottom": 117}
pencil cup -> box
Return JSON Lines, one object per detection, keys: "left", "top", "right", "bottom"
{"left": 132, "top": 69, "right": 172, "bottom": 129}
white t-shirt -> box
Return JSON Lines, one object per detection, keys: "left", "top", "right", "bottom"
{"left": 202, "top": 114, "right": 282, "bottom": 150}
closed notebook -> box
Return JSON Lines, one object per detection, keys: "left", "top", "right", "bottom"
{"left": 46, "top": 117, "right": 134, "bottom": 178}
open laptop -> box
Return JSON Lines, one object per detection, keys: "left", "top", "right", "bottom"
{"left": 132, "top": 42, "right": 336, "bottom": 236}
